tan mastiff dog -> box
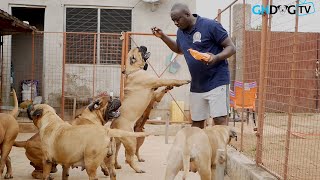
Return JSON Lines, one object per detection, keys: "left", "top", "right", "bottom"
{"left": 27, "top": 103, "right": 148, "bottom": 180}
{"left": 164, "top": 125, "right": 237, "bottom": 180}
{"left": 134, "top": 86, "right": 173, "bottom": 162}
{"left": 14, "top": 95, "right": 121, "bottom": 179}
{"left": 111, "top": 46, "right": 190, "bottom": 173}
{"left": 0, "top": 89, "right": 19, "bottom": 179}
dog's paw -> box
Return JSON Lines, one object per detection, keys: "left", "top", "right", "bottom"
{"left": 101, "top": 168, "right": 109, "bottom": 176}
{"left": 138, "top": 158, "right": 145, "bottom": 162}
{"left": 136, "top": 169, "right": 146, "bottom": 173}
{"left": 164, "top": 86, "right": 174, "bottom": 92}
{"left": 4, "top": 173, "right": 13, "bottom": 179}
{"left": 182, "top": 80, "right": 191, "bottom": 85}
{"left": 51, "top": 165, "right": 58, "bottom": 173}
{"left": 44, "top": 175, "right": 54, "bottom": 180}
{"left": 31, "top": 170, "right": 43, "bottom": 179}
{"left": 115, "top": 164, "right": 122, "bottom": 169}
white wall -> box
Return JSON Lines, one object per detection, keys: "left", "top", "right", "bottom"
{"left": 0, "top": 0, "right": 195, "bottom": 33}
{"left": 196, "top": 0, "right": 235, "bottom": 19}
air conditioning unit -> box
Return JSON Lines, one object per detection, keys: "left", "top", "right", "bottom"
{"left": 142, "top": 0, "right": 159, "bottom": 3}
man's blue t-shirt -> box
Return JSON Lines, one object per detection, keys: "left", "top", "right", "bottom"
{"left": 176, "top": 14, "right": 230, "bottom": 93}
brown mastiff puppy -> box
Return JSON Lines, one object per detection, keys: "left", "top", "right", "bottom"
{"left": 111, "top": 46, "right": 190, "bottom": 173}
{"left": 134, "top": 86, "right": 173, "bottom": 162}
{"left": 164, "top": 125, "right": 237, "bottom": 180}
{"left": 27, "top": 103, "right": 148, "bottom": 180}
{"left": 0, "top": 89, "right": 19, "bottom": 179}
{"left": 14, "top": 95, "right": 121, "bottom": 179}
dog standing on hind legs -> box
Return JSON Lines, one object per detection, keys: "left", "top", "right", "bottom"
{"left": 111, "top": 46, "right": 190, "bottom": 173}
{"left": 0, "top": 89, "right": 19, "bottom": 179}
{"left": 134, "top": 86, "right": 173, "bottom": 162}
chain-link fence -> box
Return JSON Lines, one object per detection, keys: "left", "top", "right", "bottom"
{"left": 0, "top": 32, "right": 122, "bottom": 120}
{"left": 217, "top": 0, "right": 320, "bottom": 179}
{"left": 1, "top": 31, "right": 190, "bottom": 122}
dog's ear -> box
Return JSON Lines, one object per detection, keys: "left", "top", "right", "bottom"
{"left": 27, "top": 105, "right": 43, "bottom": 120}
{"left": 104, "top": 98, "right": 121, "bottom": 121}
{"left": 229, "top": 128, "right": 238, "bottom": 141}
{"left": 27, "top": 104, "right": 33, "bottom": 120}
{"left": 138, "top": 46, "right": 150, "bottom": 61}
{"left": 139, "top": 46, "right": 147, "bottom": 53}
{"left": 32, "top": 109, "right": 43, "bottom": 119}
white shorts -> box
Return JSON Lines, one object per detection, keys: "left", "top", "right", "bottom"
{"left": 190, "top": 85, "right": 229, "bottom": 121}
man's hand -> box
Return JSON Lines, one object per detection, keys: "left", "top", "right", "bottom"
{"left": 151, "top": 26, "right": 182, "bottom": 54}
{"left": 205, "top": 37, "right": 236, "bottom": 65}
{"left": 206, "top": 52, "right": 219, "bottom": 65}
{"left": 151, "top": 27, "right": 164, "bottom": 38}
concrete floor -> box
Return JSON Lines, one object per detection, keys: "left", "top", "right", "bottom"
{"left": 8, "top": 133, "right": 228, "bottom": 180}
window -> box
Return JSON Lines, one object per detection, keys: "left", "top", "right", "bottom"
{"left": 100, "top": 9, "right": 131, "bottom": 33}
{"left": 66, "top": 8, "right": 97, "bottom": 32}
{"left": 65, "top": 7, "right": 132, "bottom": 64}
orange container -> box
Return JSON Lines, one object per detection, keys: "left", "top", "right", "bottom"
{"left": 188, "top": 48, "right": 211, "bottom": 61}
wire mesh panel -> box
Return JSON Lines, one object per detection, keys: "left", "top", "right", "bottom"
{"left": 63, "top": 32, "right": 122, "bottom": 120}
{"left": 0, "top": 32, "right": 122, "bottom": 120}
{"left": 1, "top": 32, "right": 63, "bottom": 118}
{"left": 100, "top": 33, "right": 123, "bottom": 64}
{"left": 217, "top": 0, "right": 262, "bottom": 162}
{"left": 1, "top": 35, "right": 16, "bottom": 110}
{"left": 218, "top": 0, "right": 320, "bottom": 179}
{"left": 264, "top": 0, "right": 319, "bottom": 179}
{"left": 39, "top": 32, "right": 64, "bottom": 113}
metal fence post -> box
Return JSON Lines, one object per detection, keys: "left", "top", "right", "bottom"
{"left": 120, "top": 32, "right": 126, "bottom": 101}
{"left": 0, "top": 35, "right": 3, "bottom": 111}
{"left": 256, "top": 0, "right": 269, "bottom": 165}
{"left": 283, "top": 0, "right": 299, "bottom": 179}
{"left": 93, "top": 34, "right": 96, "bottom": 97}
{"left": 240, "top": 0, "right": 246, "bottom": 152}
{"left": 165, "top": 118, "right": 169, "bottom": 144}
{"left": 31, "top": 31, "right": 35, "bottom": 101}
{"left": 61, "top": 32, "right": 66, "bottom": 118}
{"left": 217, "top": 9, "right": 222, "bottom": 23}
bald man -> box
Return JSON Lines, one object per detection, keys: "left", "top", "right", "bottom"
{"left": 151, "top": 3, "right": 236, "bottom": 129}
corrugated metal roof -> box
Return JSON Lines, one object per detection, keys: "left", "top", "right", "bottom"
{"left": 0, "top": 9, "right": 37, "bottom": 35}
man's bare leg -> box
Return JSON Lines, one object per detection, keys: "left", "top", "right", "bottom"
{"left": 191, "top": 120, "right": 205, "bottom": 129}
{"left": 213, "top": 116, "right": 228, "bottom": 125}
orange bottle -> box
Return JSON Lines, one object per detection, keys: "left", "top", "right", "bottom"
{"left": 188, "top": 48, "right": 211, "bottom": 61}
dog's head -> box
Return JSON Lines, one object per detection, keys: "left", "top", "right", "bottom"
{"left": 87, "top": 95, "right": 121, "bottom": 124}
{"left": 228, "top": 128, "right": 238, "bottom": 143}
{"left": 27, "top": 104, "right": 57, "bottom": 128}
{"left": 126, "top": 46, "right": 150, "bottom": 71}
